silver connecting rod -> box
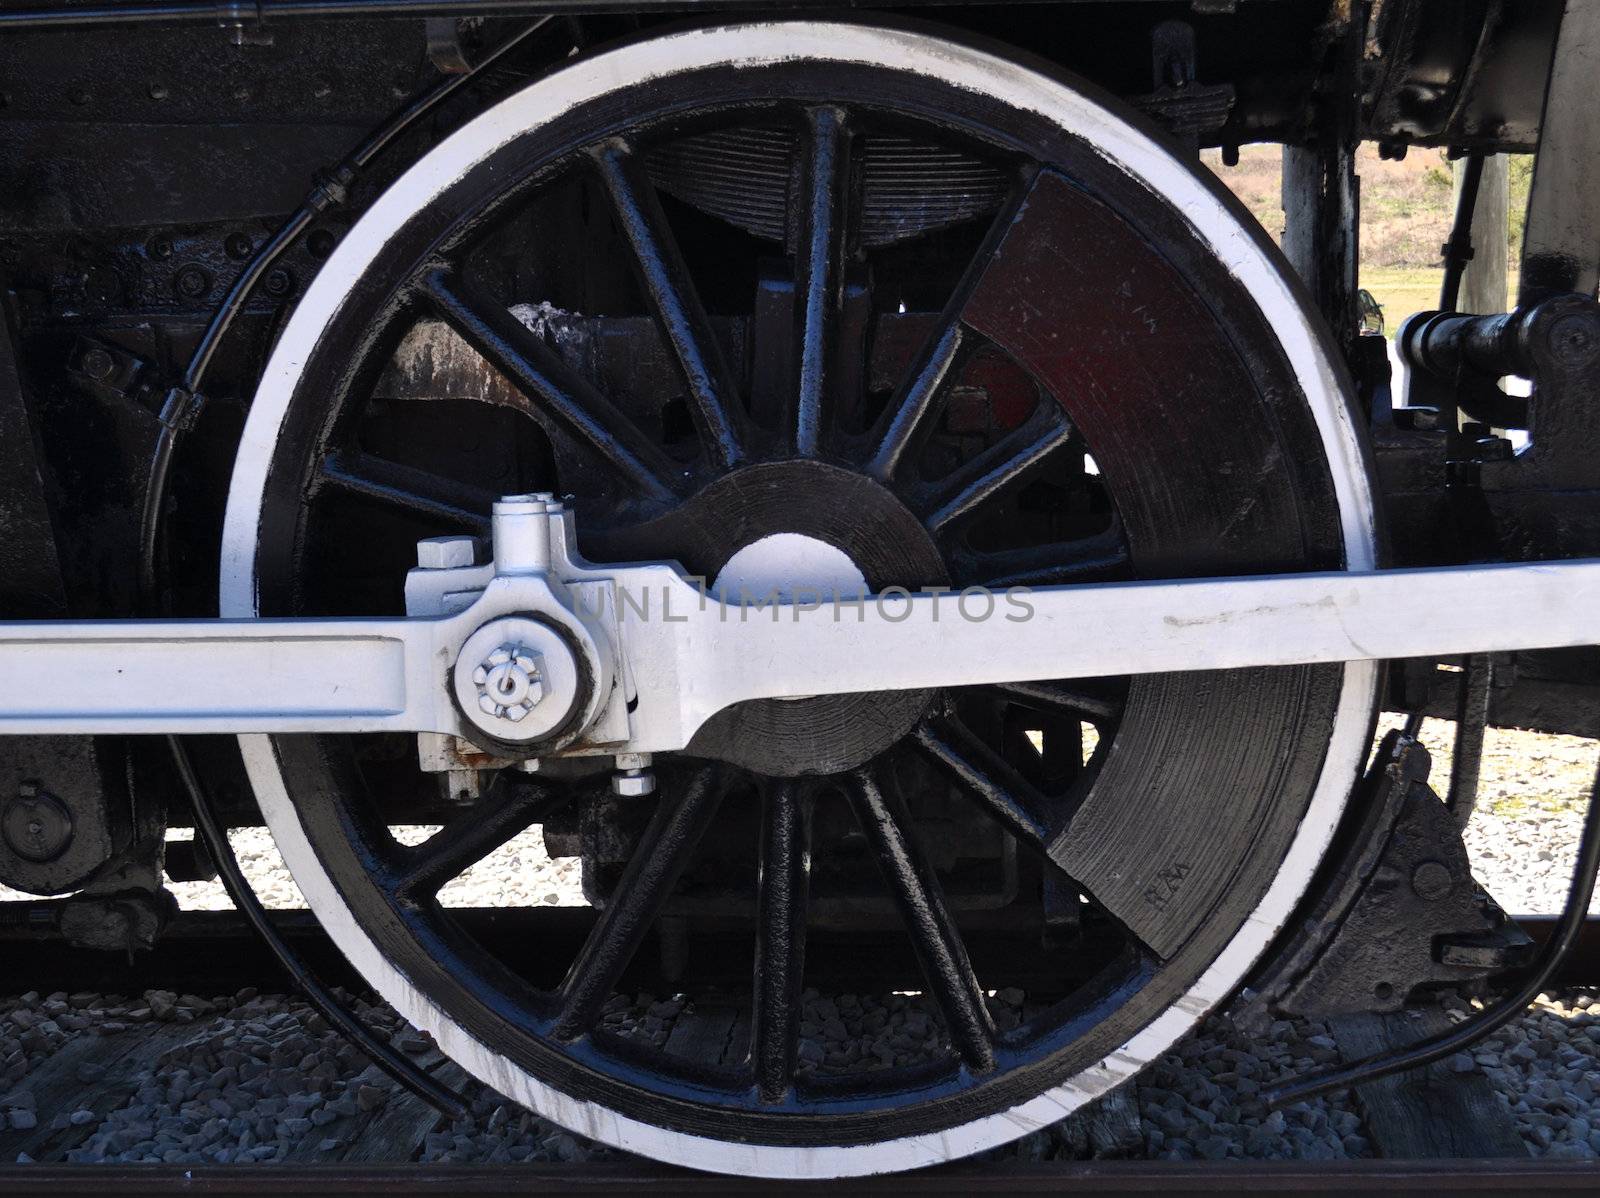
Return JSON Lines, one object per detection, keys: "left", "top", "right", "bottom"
{"left": 0, "top": 617, "right": 447, "bottom": 736}
{"left": 1, "top": 556, "right": 1598, "bottom": 750}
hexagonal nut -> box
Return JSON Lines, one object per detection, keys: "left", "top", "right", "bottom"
{"left": 612, "top": 770, "right": 656, "bottom": 798}
{"left": 416, "top": 536, "right": 477, "bottom": 570}
{"left": 471, "top": 643, "right": 544, "bottom": 720}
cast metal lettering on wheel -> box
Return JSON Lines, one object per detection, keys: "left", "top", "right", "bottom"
{"left": 1142, "top": 861, "right": 1193, "bottom": 914}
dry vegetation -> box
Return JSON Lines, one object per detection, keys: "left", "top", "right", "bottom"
{"left": 1201, "top": 144, "right": 1533, "bottom": 327}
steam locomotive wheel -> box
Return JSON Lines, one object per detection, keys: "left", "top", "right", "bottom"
{"left": 220, "top": 23, "right": 1379, "bottom": 1177}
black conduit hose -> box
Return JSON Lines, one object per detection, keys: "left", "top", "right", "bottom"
{"left": 140, "top": 18, "right": 557, "bottom": 1119}
{"left": 0, "top": 0, "right": 657, "bottom": 28}
{"left": 169, "top": 735, "right": 469, "bottom": 1119}
{"left": 1266, "top": 749, "right": 1600, "bottom": 1107}
{"left": 139, "top": 15, "right": 552, "bottom": 600}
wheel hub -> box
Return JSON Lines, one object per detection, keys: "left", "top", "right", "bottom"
{"left": 711, "top": 532, "right": 868, "bottom": 608}
{"left": 618, "top": 459, "right": 949, "bottom": 775}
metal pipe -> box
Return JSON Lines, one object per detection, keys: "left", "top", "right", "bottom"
{"left": 1439, "top": 152, "right": 1485, "bottom": 312}
{"left": 0, "top": 1, "right": 566, "bottom": 28}
{"left": 1265, "top": 749, "right": 1600, "bottom": 1108}
{"left": 0, "top": 0, "right": 916, "bottom": 29}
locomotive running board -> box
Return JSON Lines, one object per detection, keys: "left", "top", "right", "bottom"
{"left": 0, "top": 540, "right": 1597, "bottom": 752}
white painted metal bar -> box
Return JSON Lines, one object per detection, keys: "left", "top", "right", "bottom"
{"left": 689, "top": 558, "right": 1600, "bottom": 702}
{"left": 1, "top": 558, "right": 1598, "bottom": 744}
{"left": 0, "top": 617, "right": 445, "bottom": 735}
{"left": 626, "top": 559, "right": 1600, "bottom": 751}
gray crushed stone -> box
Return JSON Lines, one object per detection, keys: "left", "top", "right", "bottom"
{"left": 1, "top": 983, "right": 1598, "bottom": 1163}
{"left": 1455, "top": 990, "right": 1600, "bottom": 1159}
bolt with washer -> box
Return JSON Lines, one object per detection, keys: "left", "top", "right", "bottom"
{"left": 3, "top": 783, "right": 74, "bottom": 864}
{"left": 612, "top": 752, "right": 656, "bottom": 797}
{"left": 472, "top": 644, "right": 544, "bottom": 722}
{"left": 79, "top": 346, "right": 116, "bottom": 381}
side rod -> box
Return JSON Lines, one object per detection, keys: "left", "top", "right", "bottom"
{"left": 0, "top": 558, "right": 1597, "bottom": 741}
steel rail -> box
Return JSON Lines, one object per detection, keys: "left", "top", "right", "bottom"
{"left": 0, "top": 1158, "right": 1591, "bottom": 1195}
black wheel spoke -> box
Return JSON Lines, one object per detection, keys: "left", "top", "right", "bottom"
{"left": 916, "top": 404, "right": 1074, "bottom": 533}
{"left": 845, "top": 767, "right": 995, "bottom": 1072}
{"left": 750, "top": 778, "right": 810, "bottom": 1103}
{"left": 423, "top": 269, "right": 683, "bottom": 502}
{"left": 317, "top": 449, "right": 494, "bottom": 532}
{"left": 956, "top": 523, "right": 1130, "bottom": 588}
{"left": 393, "top": 781, "right": 568, "bottom": 902}
{"left": 912, "top": 719, "right": 1053, "bottom": 855}
{"left": 869, "top": 318, "right": 967, "bottom": 481}
{"left": 793, "top": 105, "right": 853, "bottom": 456}
{"left": 594, "top": 140, "right": 746, "bottom": 470}
{"left": 552, "top": 766, "right": 726, "bottom": 1041}
{"left": 867, "top": 180, "right": 1034, "bottom": 481}
{"left": 994, "top": 679, "right": 1124, "bottom": 725}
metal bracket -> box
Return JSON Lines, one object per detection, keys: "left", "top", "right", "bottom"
{"left": 425, "top": 17, "right": 475, "bottom": 74}
{"left": 216, "top": 0, "right": 272, "bottom": 46}
{"left": 1246, "top": 731, "right": 1532, "bottom": 1021}
{"left": 1402, "top": 293, "right": 1600, "bottom": 559}
{"left": 1130, "top": 20, "right": 1235, "bottom": 145}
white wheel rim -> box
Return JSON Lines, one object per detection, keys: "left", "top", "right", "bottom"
{"left": 220, "top": 22, "right": 1380, "bottom": 1178}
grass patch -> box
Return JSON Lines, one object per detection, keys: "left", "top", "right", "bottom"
{"left": 1360, "top": 267, "right": 1442, "bottom": 329}
{"left": 1482, "top": 791, "right": 1580, "bottom": 818}
{"left": 1360, "top": 267, "right": 1523, "bottom": 332}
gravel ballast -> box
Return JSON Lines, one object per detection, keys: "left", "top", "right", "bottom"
{"left": 0, "top": 724, "right": 1594, "bottom": 1163}
{"left": 3, "top": 983, "right": 1598, "bottom": 1163}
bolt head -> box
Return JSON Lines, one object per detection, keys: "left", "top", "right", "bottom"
{"left": 1411, "top": 860, "right": 1454, "bottom": 901}
{"left": 452, "top": 615, "right": 586, "bottom": 749}
{"left": 3, "top": 789, "right": 72, "bottom": 863}
{"left": 173, "top": 265, "right": 210, "bottom": 299}
{"left": 1475, "top": 435, "right": 1515, "bottom": 462}
{"left": 416, "top": 536, "right": 477, "bottom": 570}
{"left": 80, "top": 347, "right": 115, "bottom": 381}
{"left": 612, "top": 771, "right": 656, "bottom": 798}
